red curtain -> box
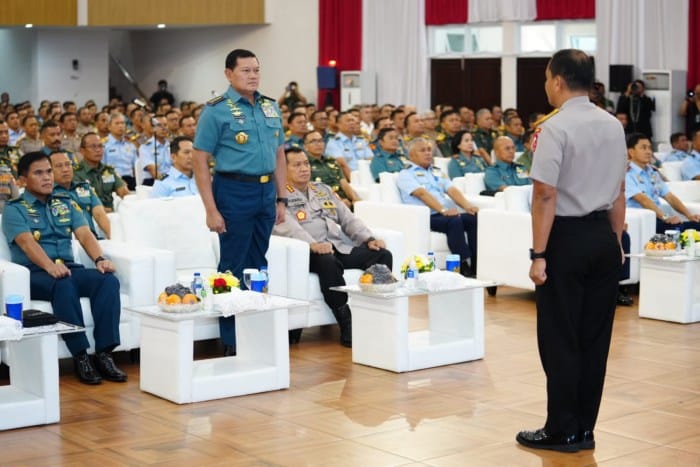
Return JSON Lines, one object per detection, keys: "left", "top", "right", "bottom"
{"left": 425, "top": 0, "right": 468, "bottom": 25}
{"left": 535, "top": 0, "right": 594, "bottom": 20}
{"left": 689, "top": 0, "right": 700, "bottom": 88}
{"left": 317, "top": 0, "right": 363, "bottom": 109}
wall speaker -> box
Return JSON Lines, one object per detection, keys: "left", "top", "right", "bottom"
{"left": 609, "top": 65, "right": 634, "bottom": 92}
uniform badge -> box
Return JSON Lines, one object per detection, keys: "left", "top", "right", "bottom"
{"left": 315, "top": 177, "right": 322, "bottom": 182}
{"left": 235, "top": 132, "right": 249, "bottom": 144}
{"left": 322, "top": 200, "right": 336, "bottom": 209}
{"left": 33, "top": 230, "right": 41, "bottom": 241}
{"left": 296, "top": 210, "right": 307, "bottom": 221}
{"left": 531, "top": 127, "right": 542, "bottom": 152}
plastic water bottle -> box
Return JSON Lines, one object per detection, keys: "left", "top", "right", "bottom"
{"left": 192, "top": 272, "right": 204, "bottom": 299}
{"left": 427, "top": 251, "right": 436, "bottom": 271}
{"left": 259, "top": 266, "right": 270, "bottom": 293}
{"left": 406, "top": 259, "right": 418, "bottom": 289}
{"left": 201, "top": 283, "right": 212, "bottom": 311}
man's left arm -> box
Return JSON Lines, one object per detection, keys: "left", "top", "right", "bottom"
{"left": 664, "top": 193, "right": 700, "bottom": 221}
{"left": 446, "top": 186, "right": 478, "bottom": 214}
{"left": 74, "top": 226, "right": 115, "bottom": 273}
{"left": 274, "top": 145, "right": 287, "bottom": 224}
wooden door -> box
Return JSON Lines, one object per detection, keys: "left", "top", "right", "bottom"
{"left": 430, "top": 58, "right": 501, "bottom": 111}
{"left": 516, "top": 57, "right": 554, "bottom": 124}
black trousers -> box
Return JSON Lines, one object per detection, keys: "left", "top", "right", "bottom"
{"left": 310, "top": 245, "right": 393, "bottom": 311}
{"left": 656, "top": 218, "right": 700, "bottom": 234}
{"left": 535, "top": 213, "right": 621, "bottom": 435}
{"left": 430, "top": 212, "right": 478, "bottom": 268}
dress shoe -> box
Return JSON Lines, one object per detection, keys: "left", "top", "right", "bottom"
{"left": 288, "top": 329, "right": 303, "bottom": 345}
{"left": 94, "top": 352, "right": 128, "bottom": 382}
{"left": 223, "top": 344, "right": 237, "bottom": 357}
{"left": 73, "top": 353, "right": 102, "bottom": 385}
{"left": 332, "top": 304, "right": 352, "bottom": 348}
{"left": 616, "top": 291, "right": 633, "bottom": 306}
{"left": 516, "top": 428, "right": 580, "bottom": 453}
{"left": 579, "top": 430, "right": 595, "bottom": 450}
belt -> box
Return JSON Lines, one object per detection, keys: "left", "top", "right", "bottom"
{"left": 216, "top": 172, "right": 274, "bottom": 183}
{"left": 556, "top": 210, "right": 609, "bottom": 221}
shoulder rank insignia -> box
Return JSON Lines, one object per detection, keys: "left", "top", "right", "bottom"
{"left": 207, "top": 95, "right": 225, "bottom": 106}
{"left": 533, "top": 108, "right": 559, "bottom": 128}
{"left": 286, "top": 184, "right": 295, "bottom": 193}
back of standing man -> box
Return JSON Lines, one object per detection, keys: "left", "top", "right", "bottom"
{"left": 516, "top": 49, "right": 627, "bottom": 453}
{"left": 192, "top": 49, "right": 286, "bottom": 357}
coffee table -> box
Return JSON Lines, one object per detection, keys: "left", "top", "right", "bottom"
{"left": 333, "top": 279, "right": 490, "bottom": 372}
{"left": 128, "top": 295, "right": 307, "bottom": 404}
{"left": 638, "top": 253, "right": 700, "bottom": 323}
{"left": 0, "top": 322, "right": 83, "bottom": 430}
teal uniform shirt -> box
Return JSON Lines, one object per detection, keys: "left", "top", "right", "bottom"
{"left": 194, "top": 87, "right": 284, "bottom": 174}
{"left": 2, "top": 190, "right": 88, "bottom": 266}
{"left": 484, "top": 160, "right": 532, "bottom": 192}
{"left": 284, "top": 134, "right": 304, "bottom": 150}
{"left": 370, "top": 148, "right": 408, "bottom": 182}
{"left": 447, "top": 152, "right": 486, "bottom": 179}
{"left": 53, "top": 182, "right": 102, "bottom": 237}
{"left": 151, "top": 166, "right": 200, "bottom": 198}
{"left": 396, "top": 163, "right": 456, "bottom": 213}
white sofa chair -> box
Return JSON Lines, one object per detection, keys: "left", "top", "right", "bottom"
{"left": 476, "top": 185, "right": 657, "bottom": 294}
{"left": 0, "top": 216, "right": 159, "bottom": 358}
{"left": 451, "top": 173, "right": 498, "bottom": 209}
{"left": 350, "top": 159, "right": 381, "bottom": 202}
{"left": 660, "top": 161, "right": 684, "bottom": 181}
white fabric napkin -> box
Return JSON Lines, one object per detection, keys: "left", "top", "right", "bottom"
{"left": 418, "top": 270, "right": 475, "bottom": 291}
{"left": 213, "top": 289, "right": 293, "bottom": 317}
{"left": 0, "top": 315, "right": 23, "bottom": 341}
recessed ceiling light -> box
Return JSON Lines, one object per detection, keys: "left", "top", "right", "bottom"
{"left": 157, "top": 24, "right": 166, "bottom": 29}
{"left": 25, "top": 24, "right": 33, "bottom": 28}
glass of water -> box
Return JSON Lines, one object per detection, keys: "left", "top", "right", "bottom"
{"left": 242, "top": 268, "right": 258, "bottom": 290}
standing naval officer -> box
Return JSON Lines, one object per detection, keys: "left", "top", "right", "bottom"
{"left": 516, "top": 49, "right": 627, "bottom": 453}
{"left": 193, "top": 49, "right": 286, "bottom": 357}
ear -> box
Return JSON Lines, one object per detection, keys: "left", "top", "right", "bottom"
{"left": 224, "top": 68, "right": 232, "bottom": 81}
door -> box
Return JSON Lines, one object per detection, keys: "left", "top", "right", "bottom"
{"left": 431, "top": 58, "right": 501, "bottom": 111}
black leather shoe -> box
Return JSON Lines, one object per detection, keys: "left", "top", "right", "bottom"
{"left": 579, "top": 430, "right": 595, "bottom": 450}
{"left": 288, "top": 329, "right": 303, "bottom": 345}
{"left": 94, "top": 352, "right": 128, "bottom": 382}
{"left": 73, "top": 353, "right": 102, "bottom": 385}
{"left": 333, "top": 304, "right": 352, "bottom": 348}
{"left": 616, "top": 291, "right": 633, "bottom": 306}
{"left": 223, "top": 344, "right": 237, "bottom": 357}
{"left": 516, "top": 428, "right": 580, "bottom": 453}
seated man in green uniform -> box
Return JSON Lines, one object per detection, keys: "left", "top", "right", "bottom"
{"left": 484, "top": 136, "right": 532, "bottom": 193}
{"left": 50, "top": 151, "right": 111, "bottom": 239}
{"left": 304, "top": 131, "right": 360, "bottom": 209}
{"left": 473, "top": 108, "right": 498, "bottom": 164}
{"left": 370, "top": 128, "right": 408, "bottom": 182}
{"left": 2, "top": 151, "right": 126, "bottom": 385}
{"left": 73, "top": 132, "right": 130, "bottom": 212}
{"left": 273, "top": 147, "right": 392, "bottom": 347}
{"left": 515, "top": 130, "right": 535, "bottom": 172}
{"left": 435, "top": 110, "right": 463, "bottom": 158}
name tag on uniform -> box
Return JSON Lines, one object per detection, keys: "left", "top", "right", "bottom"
{"left": 175, "top": 186, "right": 186, "bottom": 192}
{"left": 75, "top": 186, "right": 90, "bottom": 198}
{"left": 102, "top": 173, "right": 115, "bottom": 183}
{"left": 262, "top": 105, "right": 279, "bottom": 118}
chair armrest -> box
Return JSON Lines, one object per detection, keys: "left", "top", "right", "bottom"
{"left": 98, "top": 241, "right": 158, "bottom": 307}
{"left": 0, "top": 261, "right": 31, "bottom": 310}
{"left": 269, "top": 235, "right": 311, "bottom": 301}
{"left": 367, "top": 227, "right": 404, "bottom": 276}
{"left": 354, "top": 201, "right": 431, "bottom": 256}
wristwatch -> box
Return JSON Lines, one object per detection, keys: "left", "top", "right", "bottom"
{"left": 529, "top": 248, "right": 546, "bottom": 260}
{"left": 276, "top": 197, "right": 288, "bottom": 207}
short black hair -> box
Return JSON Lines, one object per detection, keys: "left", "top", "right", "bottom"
{"left": 670, "top": 132, "right": 687, "bottom": 145}
{"left": 21, "top": 114, "right": 37, "bottom": 126}
{"left": 377, "top": 127, "right": 397, "bottom": 142}
{"left": 404, "top": 112, "right": 418, "bottom": 129}
{"left": 287, "top": 112, "right": 306, "bottom": 125}
{"left": 170, "top": 136, "right": 193, "bottom": 154}
{"left": 390, "top": 108, "right": 404, "bottom": 121}
{"left": 80, "top": 132, "right": 99, "bottom": 148}
{"left": 17, "top": 151, "right": 50, "bottom": 177}
{"left": 626, "top": 132, "right": 650, "bottom": 149}
{"left": 283, "top": 146, "right": 305, "bottom": 161}
{"left": 178, "top": 115, "right": 194, "bottom": 127}
{"left": 40, "top": 120, "right": 60, "bottom": 133}
{"left": 548, "top": 49, "right": 594, "bottom": 92}
{"left": 440, "top": 109, "right": 459, "bottom": 123}
{"left": 225, "top": 49, "right": 257, "bottom": 70}
{"left": 59, "top": 112, "right": 76, "bottom": 123}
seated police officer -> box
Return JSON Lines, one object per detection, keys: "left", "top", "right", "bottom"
{"left": 2, "top": 152, "right": 126, "bottom": 385}
{"left": 50, "top": 150, "right": 111, "bottom": 239}
{"left": 273, "top": 147, "right": 392, "bottom": 348}
{"left": 397, "top": 138, "right": 479, "bottom": 276}
{"left": 150, "top": 136, "right": 199, "bottom": 198}
{"left": 484, "top": 136, "right": 532, "bottom": 193}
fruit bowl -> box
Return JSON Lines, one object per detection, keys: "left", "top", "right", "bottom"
{"left": 157, "top": 302, "right": 203, "bottom": 313}
{"left": 644, "top": 249, "right": 678, "bottom": 257}
{"left": 358, "top": 282, "right": 400, "bottom": 293}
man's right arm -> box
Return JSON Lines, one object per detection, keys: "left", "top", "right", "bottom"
{"left": 192, "top": 148, "right": 225, "bottom": 233}
{"left": 14, "top": 232, "right": 70, "bottom": 278}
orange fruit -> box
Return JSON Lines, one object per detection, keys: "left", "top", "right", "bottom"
{"left": 644, "top": 241, "right": 655, "bottom": 250}
{"left": 165, "top": 294, "right": 182, "bottom": 305}
{"left": 359, "top": 273, "right": 373, "bottom": 284}
{"left": 158, "top": 292, "right": 168, "bottom": 304}
{"left": 664, "top": 242, "right": 676, "bottom": 250}
{"left": 182, "top": 293, "right": 198, "bottom": 304}
{"left": 654, "top": 242, "right": 665, "bottom": 250}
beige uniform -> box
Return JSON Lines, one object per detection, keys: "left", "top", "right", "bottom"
{"left": 273, "top": 182, "right": 373, "bottom": 253}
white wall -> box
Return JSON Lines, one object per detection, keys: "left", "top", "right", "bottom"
{"left": 112, "top": 0, "right": 319, "bottom": 105}
{"left": 0, "top": 29, "right": 37, "bottom": 104}
{"left": 34, "top": 29, "right": 110, "bottom": 106}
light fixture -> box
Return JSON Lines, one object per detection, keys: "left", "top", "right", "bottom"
{"left": 25, "top": 23, "right": 33, "bottom": 28}
{"left": 157, "top": 24, "right": 166, "bottom": 29}
{"left": 328, "top": 59, "right": 337, "bottom": 67}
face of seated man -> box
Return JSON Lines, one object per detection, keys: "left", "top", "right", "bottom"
{"left": 493, "top": 136, "right": 516, "bottom": 164}
{"left": 627, "top": 136, "right": 653, "bottom": 166}
{"left": 408, "top": 140, "right": 433, "bottom": 169}
{"left": 286, "top": 150, "right": 312, "bottom": 189}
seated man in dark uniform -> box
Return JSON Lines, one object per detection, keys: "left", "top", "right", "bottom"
{"left": 273, "top": 147, "right": 392, "bottom": 348}
{"left": 2, "top": 152, "right": 126, "bottom": 385}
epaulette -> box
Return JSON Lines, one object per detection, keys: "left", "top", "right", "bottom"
{"left": 286, "top": 183, "right": 295, "bottom": 193}
{"left": 161, "top": 173, "right": 170, "bottom": 180}
{"left": 259, "top": 94, "right": 276, "bottom": 102}
{"left": 435, "top": 133, "right": 446, "bottom": 142}
{"left": 533, "top": 108, "right": 559, "bottom": 128}
{"left": 207, "top": 95, "right": 225, "bottom": 106}
{"left": 100, "top": 136, "right": 108, "bottom": 144}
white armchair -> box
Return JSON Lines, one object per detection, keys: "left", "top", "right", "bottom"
{"left": 660, "top": 161, "right": 684, "bottom": 181}
{"left": 476, "top": 185, "right": 657, "bottom": 294}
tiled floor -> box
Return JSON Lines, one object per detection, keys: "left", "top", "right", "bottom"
{"left": 1, "top": 287, "right": 699, "bottom": 466}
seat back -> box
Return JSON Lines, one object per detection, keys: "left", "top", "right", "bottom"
{"left": 666, "top": 180, "right": 700, "bottom": 202}
{"left": 660, "top": 161, "right": 683, "bottom": 181}
{"left": 378, "top": 172, "right": 402, "bottom": 203}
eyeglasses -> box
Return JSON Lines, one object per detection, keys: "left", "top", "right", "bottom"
{"left": 306, "top": 139, "right": 324, "bottom": 144}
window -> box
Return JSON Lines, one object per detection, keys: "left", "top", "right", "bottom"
{"left": 432, "top": 27, "right": 466, "bottom": 54}
{"left": 520, "top": 24, "right": 556, "bottom": 53}
{"left": 561, "top": 22, "right": 596, "bottom": 52}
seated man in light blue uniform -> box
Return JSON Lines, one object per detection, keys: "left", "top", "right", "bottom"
{"left": 397, "top": 138, "right": 479, "bottom": 276}
{"left": 139, "top": 115, "right": 171, "bottom": 185}
{"left": 324, "top": 111, "right": 373, "bottom": 181}
{"left": 663, "top": 132, "right": 689, "bottom": 162}
{"left": 151, "top": 136, "right": 199, "bottom": 198}
{"left": 680, "top": 129, "right": 700, "bottom": 180}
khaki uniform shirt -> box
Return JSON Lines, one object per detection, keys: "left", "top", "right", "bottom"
{"left": 273, "top": 182, "right": 373, "bottom": 254}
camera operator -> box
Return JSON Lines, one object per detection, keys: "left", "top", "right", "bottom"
{"left": 616, "top": 79, "right": 655, "bottom": 140}
{"left": 278, "top": 81, "right": 308, "bottom": 112}
{"left": 680, "top": 83, "right": 700, "bottom": 137}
